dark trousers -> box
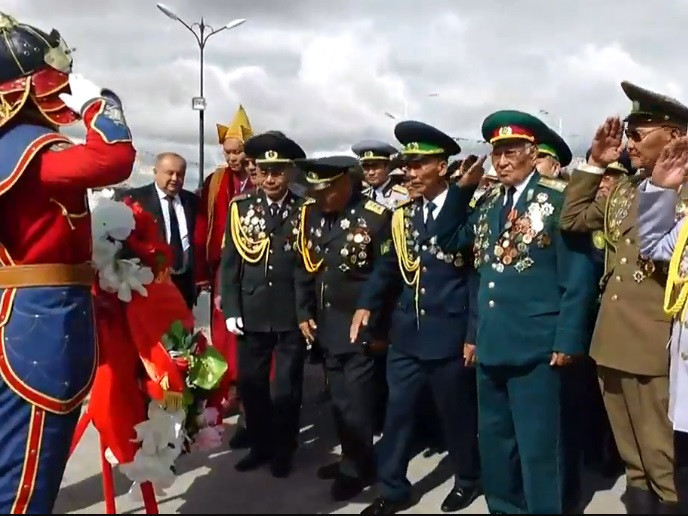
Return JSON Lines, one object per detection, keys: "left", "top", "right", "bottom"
{"left": 325, "top": 351, "right": 376, "bottom": 478}
{"left": 675, "top": 431, "right": 688, "bottom": 511}
{"left": 171, "top": 270, "right": 195, "bottom": 309}
{"left": 373, "top": 353, "right": 388, "bottom": 434}
{"left": 560, "top": 361, "right": 587, "bottom": 511}
{"left": 377, "top": 347, "right": 480, "bottom": 502}
{"left": 237, "top": 330, "right": 305, "bottom": 458}
{"left": 477, "top": 361, "right": 564, "bottom": 514}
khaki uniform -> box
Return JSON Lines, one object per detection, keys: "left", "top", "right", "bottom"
{"left": 561, "top": 169, "right": 686, "bottom": 502}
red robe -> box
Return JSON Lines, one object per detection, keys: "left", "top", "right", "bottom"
{"left": 194, "top": 167, "right": 253, "bottom": 398}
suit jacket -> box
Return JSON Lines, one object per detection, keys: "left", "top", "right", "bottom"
{"left": 637, "top": 184, "right": 688, "bottom": 431}
{"left": 220, "top": 189, "right": 311, "bottom": 333}
{"left": 358, "top": 196, "right": 476, "bottom": 360}
{"left": 298, "top": 192, "right": 391, "bottom": 355}
{"left": 435, "top": 172, "right": 598, "bottom": 367}
{"left": 558, "top": 170, "right": 688, "bottom": 375}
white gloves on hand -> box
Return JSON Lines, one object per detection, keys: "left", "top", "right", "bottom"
{"left": 58, "top": 73, "right": 103, "bottom": 115}
{"left": 225, "top": 317, "right": 244, "bottom": 336}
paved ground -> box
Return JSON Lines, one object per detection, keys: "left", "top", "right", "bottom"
{"left": 55, "top": 295, "right": 628, "bottom": 514}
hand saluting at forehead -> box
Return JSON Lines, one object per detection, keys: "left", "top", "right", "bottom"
{"left": 589, "top": 116, "right": 625, "bottom": 168}
{"left": 651, "top": 137, "right": 688, "bottom": 190}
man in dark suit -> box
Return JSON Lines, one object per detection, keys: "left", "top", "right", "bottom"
{"left": 221, "top": 132, "right": 310, "bottom": 478}
{"left": 116, "top": 152, "right": 199, "bottom": 308}
{"left": 352, "top": 121, "right": 481, "bottom": 515}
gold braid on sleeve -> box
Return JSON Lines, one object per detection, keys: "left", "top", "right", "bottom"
{"left": 391, "top": 208, "right": 421, "bottom": 325}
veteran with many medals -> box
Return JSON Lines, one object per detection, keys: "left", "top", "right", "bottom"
{"left": 0, "top": 12, "right": 136, "bottom": 513}
{"left": 221, "top": 132, "right": 311, "bottom": 479}
{"left": 434, "top": 110, "right": 598, "bottom": 514}
{"left": 560, "top": 80, "right": 688, "bottom": 513}
{"left": 295, "top": 156, "right": 392, "bottom": 501}
{"left": 352, "top": 121, "right": 481, "bottom": 515}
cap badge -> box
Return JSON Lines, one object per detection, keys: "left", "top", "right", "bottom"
{"left": 632, "top": 100, "right": 641, "bottom": 112}
{"left": 265, "top": 150, "right": 279, "bottom": 160}
{"left": 406, "top": 142, "right": 420, "bottom": 151}
{"left": 498, "top": 126, "right": 513, "bottom": 136}
{"left": 364, "top": 150, "right": 374, "bottom": 158}
{"left": 307, "top": 171, "right": 318, "bottom": 180}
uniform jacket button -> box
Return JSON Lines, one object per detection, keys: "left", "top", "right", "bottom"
{"left": 488, "top": 300, "right": 495, "bottom": 308}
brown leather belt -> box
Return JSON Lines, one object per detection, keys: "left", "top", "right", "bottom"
{"left": 0, "top": 263, "right": 95, "bottom": 289}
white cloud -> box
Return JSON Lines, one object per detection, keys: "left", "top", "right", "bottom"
{"left": 5, "top": 0, "right": 688, "bottom": 187}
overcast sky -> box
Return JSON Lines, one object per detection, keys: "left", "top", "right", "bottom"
{"left": 5, "top": 0, "right": 688, "bottom": 184}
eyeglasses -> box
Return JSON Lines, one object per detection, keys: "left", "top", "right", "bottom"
{"left": 491, "top": 144, "right": 533, "bottom": 160}
{"left": 624, "top": 125, "right": 671, "bottom": 142}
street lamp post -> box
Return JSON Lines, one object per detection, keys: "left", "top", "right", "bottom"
{"left": 157, "top": 3, "right": 246, "bottom": 190}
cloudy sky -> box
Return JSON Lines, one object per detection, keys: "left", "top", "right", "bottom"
{"left": 5, "top": 0, "right": 688, "bottom": 185}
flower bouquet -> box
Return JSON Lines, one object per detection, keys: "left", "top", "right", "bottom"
{"left": 87, "top": 194, "right": 228, "bottom": 494}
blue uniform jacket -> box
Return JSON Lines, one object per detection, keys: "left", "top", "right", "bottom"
{"left": 358, "top": 196, "right": 476, "bottom": 360}
{"left": 434, "top": 172, "right": 598, "bottom": 367}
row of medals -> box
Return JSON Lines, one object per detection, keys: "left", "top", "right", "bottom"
{"left": 403, "top": 206, "right": 464, "bottom": 267}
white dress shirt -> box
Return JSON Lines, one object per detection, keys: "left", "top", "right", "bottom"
{"left": 503, "top": 171, "right": 536, "bottom": 206}
{"left": 423, "top": 187, "right": 449, "bottom": 223}
{"left": 266, "top": 191, "right": 289, "bottom": 212}
{"left": 155, "top": 183, "right": 190, "bottom": 272}
{"left": 373, "top": 179, "right": 392, "bottom": 202}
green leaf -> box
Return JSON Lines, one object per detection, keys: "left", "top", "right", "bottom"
{"left": 182, "top": 388, "right": 195, "bottom": 408}
{"left": 161, "top": 334, "right": 174, "bottom": 351}
{"left": 188, "top": 346, "right": 228, "bottom": 390}
{"left": 168, "top": 320, "right": 185, "bottom": 346}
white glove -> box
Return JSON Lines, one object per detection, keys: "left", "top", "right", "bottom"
{"left": 225, "top": 317, "right": 244, "bottom": 336}
{"left": 58, "top": 73, "right": 103, "bottom": 115}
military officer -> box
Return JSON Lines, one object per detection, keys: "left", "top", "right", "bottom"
{"left": 221, "top": 132, "right": 310, "bottom": 478}
{"left": 636, "top": 137, "right": 688, "bottom": 512}
{"left": 560, "top": 81, "right": 688, "bottom": 513}
{"left": 433, "top": 110, "right": 598, "bottom": 514}
{"left": 534, "top": 138, "right": 572, "bottom": 179}
{"left": 295, "top": 156, "right": 392, "bottom": 501}
{"left": 352, "top": 121, "right": 481, "bottom": 515}
{"left": 353, "top": 140, "right": 410, "bottom": 210}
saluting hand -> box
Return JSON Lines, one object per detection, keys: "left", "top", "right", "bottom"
{"left": 589, "top": 117, "right": 624, "bottom": 168}
{"left": 458, "top": 155, "right": 487, "bottom": 188}
{"left": 350, "top": 309, "right": 371, "bottom": 343}
{"left": 463, "top": 343, "right": 477, "bottom": 367}
{"left": 651, "top": 137, "right": 688, "bottom": 190}
{"left": 550, "top": 352, "right": 573, "bottom": 367}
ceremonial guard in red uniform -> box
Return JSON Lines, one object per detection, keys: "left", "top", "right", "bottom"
{"left": 0, "top": 13, "right": 135, "bottom": 513}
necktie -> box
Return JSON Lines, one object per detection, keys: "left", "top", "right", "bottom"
{"left": 425, "top": 201, "right": 437, "bottom": 229}
{"left": 165, "top": 195, "right": 184, "bottom": 271}
{"left": 269, "top": 202, "right": 280, "bottom": 219}
{"left": 500, "top": 186, "right": 516, "bottom": 231}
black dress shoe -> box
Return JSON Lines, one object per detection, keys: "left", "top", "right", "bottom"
{"left": 622, "top": 486, "right": 658, "bottom": 514}
{"left": 228, "top": 426, "right": 251, "bottom": 450}
{"left": 270, "top": 456, "right": 293, "bottom": 478}
{"left": 330, "top": 473, "right": 366, "bottom": 501}
{"left": 317, "top": 461, "right": 340, "bottom": 480}
{"left": 361, "top": 496, "right": 413, "bottom": 515}
{"left": 234, "top": 450, "right": 271, "bottom": 472}
{"left": 440, "top": 484, "right": 481, "bottom": 512}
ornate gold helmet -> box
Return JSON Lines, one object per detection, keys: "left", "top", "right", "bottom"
{"left": 0, "top": 12, "right": 78, "bottom": 128}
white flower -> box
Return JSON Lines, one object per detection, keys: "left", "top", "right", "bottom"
{"left": 91, "top": 198, "right": 136, "bottom": 241}
{"left": 191, "top": 425, "right": 224, "bottom": 452}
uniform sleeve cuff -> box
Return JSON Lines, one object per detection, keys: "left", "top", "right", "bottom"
{"left": 578, "top": 163, "right": 605, "bottom": 175}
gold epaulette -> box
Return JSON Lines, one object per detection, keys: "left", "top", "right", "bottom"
{"left": 392, "top": 184, "right": 408, "bottom": 194}
{"left": 394, "top": 197, "right": 415, "bottom": 210}
{"left": 538, "top": 176, "right": 567, "bottom": 192}
{"left": 364, "top": 199, "right": 386, "bottom": 215}
{"left": 303, "top": 197, "right": 316, "bottom": 205}
{"left": 230, "top": 192, "right": 252, "bottom": 204}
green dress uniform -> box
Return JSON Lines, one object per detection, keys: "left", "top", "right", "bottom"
{"left": 434, "top": 111, "right": 598, "bottom": 514}
{"left": 560, "top": 81, "right": 688, "bottom": 511}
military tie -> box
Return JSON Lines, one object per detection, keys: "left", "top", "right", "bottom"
{"left": 269, "top": 202, "right": 280, "bottom": 219}
{"left": 165, "top": 195, "right": 184, "bottom": 271}
{"left": 500, "top": 186, "right": 516, "bottom": 231}
{"left": 425, "top": 201, "right": 437, "bottom": 229}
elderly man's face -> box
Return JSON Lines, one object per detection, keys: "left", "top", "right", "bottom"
{"left": 491, "top": 141, "right": 537, "bottom": 186}
{"left": 222, "top": 137, "right": 245, "bottom": 172}
{"left": 625, "top": 122, "right": 682, "bottom": 170}
{"left": 534, "top": 154, "right": 561, "bottom": 178}
{"left": 154, "top": 155, "right": 186, "bottom": 196}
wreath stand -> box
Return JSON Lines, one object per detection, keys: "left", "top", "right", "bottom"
{"left": 68, "top": 412, "right": 160, "bottom": 514}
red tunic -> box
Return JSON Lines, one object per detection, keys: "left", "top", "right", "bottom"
{"left": 0, "top": 101, "right": 136, "bottom": 264}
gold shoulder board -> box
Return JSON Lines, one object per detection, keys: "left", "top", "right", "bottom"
{"left": 303, "top": 197, "right": 316, "bottom": 205}
{"left": 364, "top": 200, "right": 386, "bottom": 215}
{"left": 394, "top": 197, "right": 414, "bottom": 210}
{"left": 392, "top": 184, "right": 408, "bottom": 194}
{"left": 538, "top": 177, "right": 566, "bottom": 192}
{"left": 231, "top": 193, "right": 251, "bottom": 204}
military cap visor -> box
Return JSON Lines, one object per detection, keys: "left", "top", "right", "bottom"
{"left": 482, "top": 109, "right": 572, "bottom": 167}
{"left": 621, "top": 81, "right": 688, "bottom": 127}
{"left": 351, "top": 139, "right": 398, "bottom": 162}
{"left": 244, "top": 133, "right": 306, "bottom": 164}
{"left": 394, "top": 120, "right": 461, "bottom": 157}
{"left": 295, "top": 155, "right": 358, "bottom": 192}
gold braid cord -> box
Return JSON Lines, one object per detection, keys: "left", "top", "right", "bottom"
{"left": 229, "top": 202, "right": 270, "bottom": 266}
{"left": 391, "top": 208, "right": 421, "bottom": 324}
{"left": 664, "top": 220, "right": 688, "bottom": 320}
{"left": 299, "top": 204, "right": 322, "bottom": 273}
